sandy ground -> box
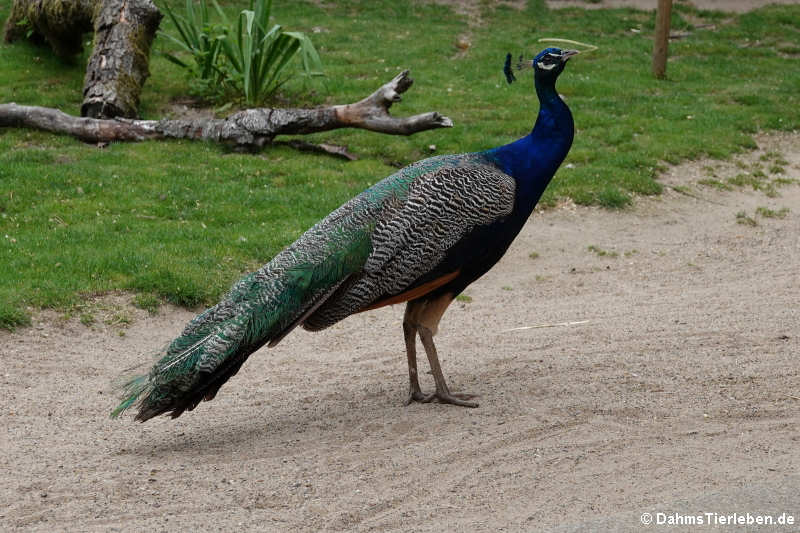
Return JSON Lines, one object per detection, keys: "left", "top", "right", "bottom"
{"left": 2, "top": 129, "right": 799, "bottom": 532}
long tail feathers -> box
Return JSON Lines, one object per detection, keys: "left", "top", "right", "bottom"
{"left": 110, "top": 295, "right": 270, "bottom": 421}
{"left": 111, "top": 272, "right": 344, "bottom": 421}
{"left": 111, "top": 225, "right": 374, "bottom": 421}
{"left": 110, "top": 374, "right": 150, "bottom": 419}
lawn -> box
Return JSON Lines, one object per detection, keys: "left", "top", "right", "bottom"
{"left": 1, "top": 0, "right": 799, "bottom": 328}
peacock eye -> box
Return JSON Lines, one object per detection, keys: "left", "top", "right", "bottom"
{"left": 537, "top": 53, "right": 560, "bottom": 71}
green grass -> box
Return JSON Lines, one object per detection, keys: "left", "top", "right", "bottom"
{"left": 1, "top": 1, "right": 800, "bottom": 327}
{"left": 756, "top": 206, "right": 790, "bottom": 218}
{"left": 133, "top": 292, "right": 162, "bottom": 314}
{"left": 0, "top": 306, "right": 31, "bottom": 329}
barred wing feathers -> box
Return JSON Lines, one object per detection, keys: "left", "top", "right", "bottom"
{"left": 305, "top": 160, "right": 516, "bottom": 330}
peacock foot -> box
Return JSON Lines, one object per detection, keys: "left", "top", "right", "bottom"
{"left": 431, "top": 391, "right": 479, "bottom": 408}
{"left": 406, "top": 390, "right": 479, "bottom": 408}
{"left": 405, "top": 389, "right": 433, "bottom": 405}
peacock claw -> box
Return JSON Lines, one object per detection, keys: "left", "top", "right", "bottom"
{"left": 432, "top": 392, "right": 479, "bottom": 408}
{"left": 405, "top": 390, "right": 433, "bottom": 405}
{"left": 406, "top": 390, "right": 478, "bottom": 408}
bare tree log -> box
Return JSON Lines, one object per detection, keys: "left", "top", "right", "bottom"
{"left": 82, "top": 0, "right": 161, "bottom": 118}
{"left": 0, "top": 70, "right": 454, "bottom": 151}
{"left": 3, "top": 0, "right": 161, "bottom": 119}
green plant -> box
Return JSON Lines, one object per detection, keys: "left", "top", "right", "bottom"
{"left": 162, "top": 0, "right": 323, "bottom": 105}
{"left": 727, "top": 173, "right": 769, "bottom": 191}
{"left": 735, "top": 211, "right": 757, "bottom": 226}
{"left": 218, "top": 0, "right": 323, "bottom": 105}
{"left": 755, "top": 206, "right": 790, "bottom": 218}
{"left": 134, "top": 293, "right": 162, "bottom": 315}
{"left": 769, "top": 164, "right": 785, "bottom": 174}
{"left": 15, "top": 16, "right": 35, "bottom": 40}
{"left": 161, "top": 0, "right": 227, "bottom": 97}
{"left": 0, "top": 306, "right": 31, "bottom": 330}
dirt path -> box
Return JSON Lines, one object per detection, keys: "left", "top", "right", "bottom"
{"left": 2, "top": 131, "right": 799, "bottom": 531}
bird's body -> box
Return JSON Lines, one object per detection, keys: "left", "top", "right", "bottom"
{"left": 114, "top": 48, "right": 578, "bottom": 421}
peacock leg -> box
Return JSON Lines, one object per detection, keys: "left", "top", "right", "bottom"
{"left": 417, "top": 324, "right": 478, "bottom": 408}
{"left": 403, "top": 317, "right": 429, "bottom": 404}
{"left": 402, "top": 295, "right": 478, "bottom": 407}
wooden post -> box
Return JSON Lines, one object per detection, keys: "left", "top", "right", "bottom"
{"left": 652, "top": 0, "right": 673, "bottom": 79}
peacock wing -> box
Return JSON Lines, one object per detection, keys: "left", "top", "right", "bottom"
{"left": 304, "top": 159, "right": 516, "bottom": 330}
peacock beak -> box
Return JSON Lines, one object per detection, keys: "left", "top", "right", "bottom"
{"left": 561, "top": 50, "right": 580, "bottom": 62}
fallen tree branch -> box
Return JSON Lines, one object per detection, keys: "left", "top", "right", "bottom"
{"left": 0, "top": 70, "right": 453, "bottom": 151}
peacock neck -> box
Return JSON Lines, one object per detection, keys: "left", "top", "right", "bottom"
{"left": 487, "top": 77, "right": 574, "bottom": 215}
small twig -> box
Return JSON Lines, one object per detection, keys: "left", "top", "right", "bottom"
{"left": 277, "top": 140, "right": 357, "bottom": 160}
{"left": 669, "top": 31, "right": 692, "bottom": 40}
{"left": 501, "top": 320, "right": 590, "bottom": 333}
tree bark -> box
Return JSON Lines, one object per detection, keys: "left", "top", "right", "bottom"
{"left": 81, "top": 0, "right": 162, "bottom": 118}
{"left": 3, "top": 0, "right": 161, "bottom": 119}
{"left": 0, "top": 70, "right": 454, "bottom": 151}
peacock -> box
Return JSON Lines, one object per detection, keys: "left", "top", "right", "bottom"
{"left": 113, "top": 47, "right": 580, "bottom": 421}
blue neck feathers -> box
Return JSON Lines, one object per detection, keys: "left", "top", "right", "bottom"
{"left": 486, "top": 77, "right": 574, "bottom": 215}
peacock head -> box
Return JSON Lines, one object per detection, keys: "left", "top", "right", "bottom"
{"left": 533, "top": 47, "right": 579, "bottom": 80}
{"left": 504, "top": 47, "right": 579, "bottom": 85}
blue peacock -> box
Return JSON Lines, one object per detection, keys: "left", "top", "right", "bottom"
{"left": 113, "top": 47, "right": 580, "bottom": 421}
